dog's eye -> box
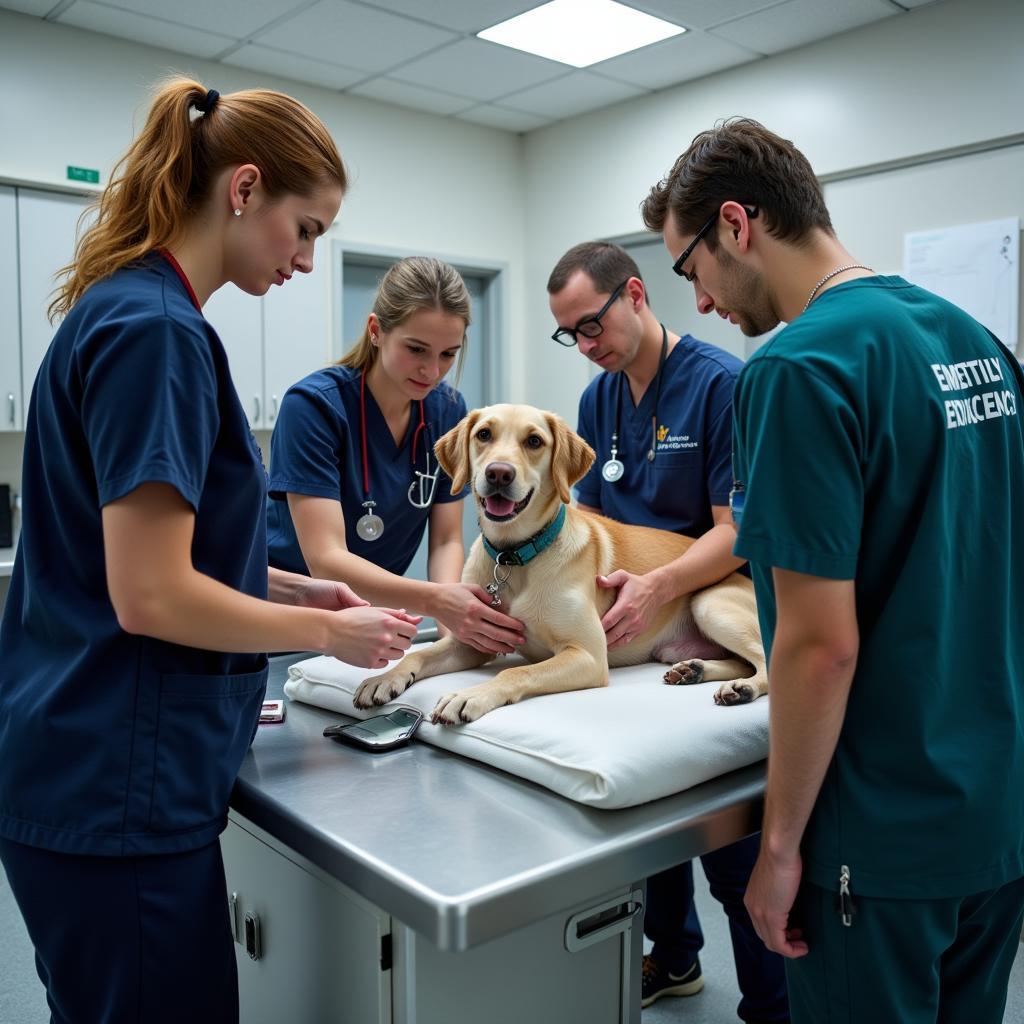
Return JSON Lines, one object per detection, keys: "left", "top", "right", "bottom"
{"left": 475, "top": 428, "right": 491, "bottom": 442}
{"left": 525, "top": 435, "right": 543, "bottom": 449}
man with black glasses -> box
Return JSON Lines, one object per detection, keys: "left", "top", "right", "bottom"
{"left": 547, "top": 241, "right": 789, "bottom": 1024}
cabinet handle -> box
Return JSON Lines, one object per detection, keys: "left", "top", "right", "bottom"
{"left": 270, "top": 395, "right": 278, "bottom": 422}
{"left": 6, "top": 393, "right": 13, "bottom": 427}
{"left": 253, "top": 396, "right": 261, "bottom": 423}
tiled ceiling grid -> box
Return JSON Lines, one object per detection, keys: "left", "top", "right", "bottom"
{"left": 2, "top": 0, "right": 938, "bottom": 131}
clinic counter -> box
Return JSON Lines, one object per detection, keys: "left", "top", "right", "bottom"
{"left": 230, "top": 653, "right": 767, "bottom": 953}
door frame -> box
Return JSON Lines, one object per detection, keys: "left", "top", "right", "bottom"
{"left": 331, "top": 240, "right": 508, "bottom": 407}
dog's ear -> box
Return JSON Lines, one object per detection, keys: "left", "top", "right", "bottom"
{"left": 545, "top": 412, "right": 596, "bottom": 504}
{"left": 434, "top": 410, "right": 479, "bottom": 494}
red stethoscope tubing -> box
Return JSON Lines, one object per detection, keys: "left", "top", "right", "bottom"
{"left": 359, "top": 371, "right": 426, "bottom": 500}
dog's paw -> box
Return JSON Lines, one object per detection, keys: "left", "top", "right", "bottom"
{"left": 353, "top": 670, "right": 414, "bottom": 709}
{"left": 714, "top": 681, "right": 756, "bottom": 706}
{"left": 664, "top": 659, "right": 705, "bottom": 686}
{"left": 430, "top": 687, "right": 502, "bottom": 725}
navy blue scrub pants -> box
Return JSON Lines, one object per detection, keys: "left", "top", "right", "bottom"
{"left": 645, "top": 832, "right": 790, "bottom": 1023}
{"left": 0, "top": 836, "right": 238, "bottom": 1024}
{"left": 786, "top": 873, "right": 1024, "bottom": 1024}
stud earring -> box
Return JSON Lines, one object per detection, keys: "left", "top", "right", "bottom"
{"left": 233, "top": 208, "right": 242, "bottom": 217}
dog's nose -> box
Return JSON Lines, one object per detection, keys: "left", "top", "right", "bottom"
{"left": 485, "top": 462, "right": 516, "bottom": 488}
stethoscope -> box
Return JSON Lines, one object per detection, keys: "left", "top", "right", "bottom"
{"left": 602, "top": 324, "right": 669, "bottom": 483}
{"left": 355, "top": 371, "right": 440, "bottom": 542}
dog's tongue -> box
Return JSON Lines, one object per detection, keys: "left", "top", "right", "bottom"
{"left": 485, "top": 494, "right": 517, "bottom": 517}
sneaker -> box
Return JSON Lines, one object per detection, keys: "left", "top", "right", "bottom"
{"left": 640, "top": 954, "right": 704, "bottom": 1008}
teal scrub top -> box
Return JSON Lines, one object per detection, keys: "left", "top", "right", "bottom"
{"left": 733, "top": 275, "right": 1024, "bottom": 899}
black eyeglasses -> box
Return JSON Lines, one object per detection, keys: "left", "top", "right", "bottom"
{"left": 672, "top": 206, "right": 759, "bottom": 281}
{"left": 552, "top": 280, "right": 628, "bottom": 347}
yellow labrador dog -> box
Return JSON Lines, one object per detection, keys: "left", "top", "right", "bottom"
{"left": 354, "top": 404, "right": 766, "bottom": 724}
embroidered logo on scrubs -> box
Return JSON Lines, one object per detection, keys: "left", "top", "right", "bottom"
{"left": 656, "top": 427, "right": 700, "bottom": 452}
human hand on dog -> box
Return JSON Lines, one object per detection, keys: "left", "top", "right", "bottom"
{"left": 436, "top": 583, "right": 526, "bottom": 655}
{"left": 598, "top": 569, "right": 663, "bottom": 648}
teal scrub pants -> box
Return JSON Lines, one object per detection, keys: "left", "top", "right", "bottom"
{"left": 786, "top": 874, "right": 1024, "bottom": 1024}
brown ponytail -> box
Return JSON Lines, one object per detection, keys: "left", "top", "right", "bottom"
{"left": 50, "top": 76, "right": 346, "bottom": 321}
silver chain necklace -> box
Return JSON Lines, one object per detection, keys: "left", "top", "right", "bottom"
{"left": 803, "top": 264, "right": 873, "bottom": 313}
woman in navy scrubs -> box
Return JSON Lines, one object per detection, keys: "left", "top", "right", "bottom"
{"left": 0, "top": 79, "right": 418, "bottom": 1023}
{"left": 267, "top": 257, "right": 525, "bottom": 654}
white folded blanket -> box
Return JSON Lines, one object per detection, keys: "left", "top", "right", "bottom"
{"left": 284, "top": 647, "right": 769, "bottom": 809}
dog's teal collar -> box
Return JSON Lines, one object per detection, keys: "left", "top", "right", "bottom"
{"left": 483, "top": 504, "right": 567, "bottom": 567}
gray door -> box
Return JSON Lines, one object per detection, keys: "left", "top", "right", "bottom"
{"left": 340, "top": 257, "right": 491, "bottom": 605}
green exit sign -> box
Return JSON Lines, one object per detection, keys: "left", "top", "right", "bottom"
{"left": 67, "top": 165, "right": 100, "bottom": 184}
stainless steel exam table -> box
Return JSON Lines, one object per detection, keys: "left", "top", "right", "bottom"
{"left": 222, "top": 653, "right": 766, "bottom": 1024}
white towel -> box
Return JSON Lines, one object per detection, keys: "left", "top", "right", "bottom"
{"left": 284, "top": 647, "right": 769, "bottom": 809}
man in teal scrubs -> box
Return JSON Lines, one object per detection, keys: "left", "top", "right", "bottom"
{"left": 641, "top": 118, "right": 1024, "bottom": 1023}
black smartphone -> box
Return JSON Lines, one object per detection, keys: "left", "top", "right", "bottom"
{"left": 323, "top": 706, "right": 424, "bottom": 752}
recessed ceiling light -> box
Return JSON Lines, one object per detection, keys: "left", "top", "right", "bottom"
{"left": 478, "top": 0, "right": 686, "bottom": 68}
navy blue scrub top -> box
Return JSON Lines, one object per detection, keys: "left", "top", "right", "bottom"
{"left": 0, "top": 254, "right": 269, "bottom": 857}
{"left": 575, "top": 334, "right": 741, "bottom": 537}
{"left": 267, "top": 365, "right": 469, "bottom": 577}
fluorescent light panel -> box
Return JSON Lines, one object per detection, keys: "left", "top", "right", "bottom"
{"left": 478, "top": 0, "right": 685, "bottom": 68}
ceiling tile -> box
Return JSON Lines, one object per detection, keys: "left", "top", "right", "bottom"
{"left": 391, "top": 37, "right": 567, "bottom": 102}
{"left": 84, "top": 0, "right": 307, "bottom": 40}
{"left": 256, "top": 0, "right": 457, "bottom": 74}
{"left": 594, "top": 28, "right": 758, "bottom": 89}
{"left": 710, "top": 0, "right": 897, "bottom": 55}
{"left": 455, "top": 104, "right": 551, "bottom": 132}
{"left": 357, "top": 0, "right": 541, "bottom": 34}
{"left": 57, "top": 1, "right": 237, "bottom": 58}
{"left": 0, "top": 0, "right": 59, "bottom": 14}
{"left": 623, "top": 0, "right": 788, "bottom": 31}
{"left": 501, "top": 69, "right": 647, "bottom": 119}
{"left": 348, "top": 76, "right": 474, "bottom": 115}
{"left": 224, "top": 44, "right": 367, "bottom": 90}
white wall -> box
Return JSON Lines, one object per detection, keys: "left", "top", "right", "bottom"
{"left": 3, "top": 0, "right": 1023, "bottom": 450}
{"left": 522, "top": 0, "right": 1024, "bottom": 421}
{"left": 0, "top": 9, "right": 529, "bottom": 502}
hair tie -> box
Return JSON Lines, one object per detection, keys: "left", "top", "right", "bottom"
{"left": 195, "top": 89, "right": 220, "bottom": 115}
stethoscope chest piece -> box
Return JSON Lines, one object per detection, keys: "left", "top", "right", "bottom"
{"left": 356, "top": 500, "right": 384, "bottom": 542}
{"left": 601, "top": 456, "right": 624, "bottom": 483}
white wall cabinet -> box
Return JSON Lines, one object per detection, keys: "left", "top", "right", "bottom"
{"left": 0, "top": 188, "right": 21, "bottom": 432}
{"left": 16, "top": 189, "right": 91, "bottom": 431}
{"left": 7, "top": 184, "right": 330, "bottom": 436}
{"left": 204, "top": 255, "right": 332, "bottom": 431}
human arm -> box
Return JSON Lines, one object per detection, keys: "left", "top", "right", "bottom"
{"left": 104, "top": 483, "right": 419, "bottom": 668}
{"left": 268, "top": 567, "right": 369, "bottom": 612}
{"left": 601, "top": 504, "right": 746, "bottom": 648}
{"left": 743, "top": 568, "right": 859, "bottom": 957}
{"left": 288, "top": 492, "right": 524, "bottom": 653}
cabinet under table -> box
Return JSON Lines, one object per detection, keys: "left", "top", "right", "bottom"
{"left": 223, "top": 654, "right": 766, "bottom": 1024}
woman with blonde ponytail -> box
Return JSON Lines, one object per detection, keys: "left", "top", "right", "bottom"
{"left": 267, "top": 257, "right": 525, "bottom": 654}
{"left": 0, "top": 78, "right": 418, "bottom": 1023}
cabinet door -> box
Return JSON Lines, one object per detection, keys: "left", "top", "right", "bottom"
{"left": 17, "top": 190, "right": 90, "bottom": 412}
{"left": 0, "top": 188, "right": 21, "bottom": 432}
{"left": 263, "top": 256, "right": 331, "bottom": 431}
{"left": 221, "top": 818, "right": 389, "bottom": 1024}
{"left": 203, "top": 284, "right": 265, "bottom": 428}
